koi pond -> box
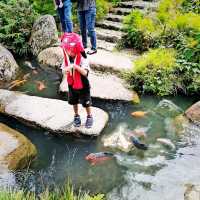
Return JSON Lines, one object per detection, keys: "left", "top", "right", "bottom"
{"left": 0, "top": 63, "right": 200, "bottom": 200}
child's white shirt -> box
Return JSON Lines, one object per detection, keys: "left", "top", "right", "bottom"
{"left": 61, "top": 57, "right": 90, "bottom": 73}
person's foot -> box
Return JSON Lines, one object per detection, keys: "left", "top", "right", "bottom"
{"left": 73, "top": 115, "right": 81, "bottom": 127}
{"left": 87, "top": 48, "right": 97, "bottom": 55}
{"left": 85, "top": 115, "right": 93, "bottom": 128}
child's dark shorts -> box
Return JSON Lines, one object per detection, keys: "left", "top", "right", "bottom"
{"left": 68, "top": 86, "right": 92, "bottom": 107}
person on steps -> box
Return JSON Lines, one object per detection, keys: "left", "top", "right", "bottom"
{"left": 77, "top": 0, "right": 97, "bottom": 55}
{"left": 53, "top": 0, "right": 73, "bottom": 33}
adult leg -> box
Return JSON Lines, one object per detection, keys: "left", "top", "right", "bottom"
{"left": 78, "top": 11, "right": 87, "bottom": 48}
{"left": 57, "top": 7, "right": 65, "bottom": 32}
{"left": 63, "top": 0, "right": 73, "bottom": 32}
{"left": 85, "top": 7, "right": 97, "bottom": 52}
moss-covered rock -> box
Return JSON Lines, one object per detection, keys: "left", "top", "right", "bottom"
{"left": 0, "top": 123, "right": 37, "bottom": 170}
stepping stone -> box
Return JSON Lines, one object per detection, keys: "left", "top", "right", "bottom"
{"left": 0, "top": 89, "right": 109, "bottom": 136}
{"left": 0, "top": 123, "right": 37, "bottom": 170}
{"left": 90, "top": 71, "right": 136, "bottom": 102}
{"left": 88, "top": 49, "right": 133, "bottom": 72}
{"left": 97, "top": 39, "right": 116, "bottom": 52}
{"left": 96, "top": 27, "right": 123, "bottom": 43}
{"left": 106, "top": 14, "right": 124, "bottom": 23}
{"left": 96, "top": 20, "right": 123, "bottom": 31}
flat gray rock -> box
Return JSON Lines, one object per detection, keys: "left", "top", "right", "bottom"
{"left": 88, "top": 49, "right": 132, "bottom": 72}
{"left": 90, "top": 71, "right": 135, "bottom": 101}
{"left": 0, "top": 89, "right": 109, "bottom": 136}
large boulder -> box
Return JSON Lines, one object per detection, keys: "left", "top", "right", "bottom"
{"left": 0, "top": 44, "right": 19, "bottom": 81}
{"left": 0, "top": 89, "right": 109, "bottom": 136}
{"left": 185, "top": 101, "right": 200, "bottom": 125}
{"left": 0, "top": 123, "right": 37, "bottom": 170}
{"left": 38, "top": 47, "right": 63, "bottom": 68}
{"left": 29, "top": 15, "right": 59, "bottom": 56}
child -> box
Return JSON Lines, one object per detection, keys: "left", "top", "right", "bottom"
{"left": 60, "top": 32, "right": 93, "bottom": 128}
{"left": 53, "top": 0, "right": 73, "bottom": 33}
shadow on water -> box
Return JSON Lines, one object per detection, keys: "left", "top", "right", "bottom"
{"left": 1, "top": 61, "right": 200, "bottom": 198}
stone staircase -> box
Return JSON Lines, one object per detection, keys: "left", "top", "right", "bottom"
{"left": 96, "top": 0, "right": 159, "bottom": 52}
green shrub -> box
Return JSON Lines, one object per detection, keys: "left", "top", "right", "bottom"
{"left": 181, "top": 0, "right": 200, "bottom": 14}
{"left": 121, "top": 0, "right": 200, "bottom": 96}
{"left": 30, "top": 0, "right": 54, "bottom": 15}
{"left": 0, "top": 0, "right": 38, "bottom": 57}
{"left": 96, "top": 0, "right": 109, "bottom": 21}
{"left": 124, "top": 48, "right": 177, "bottom": 96}
{"left": 134, "top": 48, "right": 176, "bottom": 72}
{"left": 122, "top": 10, "right": 160, "bottom": 51}
{"left": 107, "top": 0, "right": 121, "bottom": 6}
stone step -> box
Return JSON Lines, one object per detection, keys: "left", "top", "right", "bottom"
{"left": 110, "top": 7, "right": 133, "bottom": 15}
{"left": 96, "top": 20, "right": 123, "bottom": 31}
{"left": 118, "top": 1, "right": 158, "bottom": 10}
{"left": 105, "top": 14, "right": 124, "bottom": 23}
{"left": 88, "top": 49, "right": 132, "bottom": 72}
{"left": 0, "top": 89, "right": 109, "bottom": 136}
{"left": 97, "top": 39, "right": 116, "bottom": 52}
{"left": 96, "top": 27, "right": 124, "bottom": 43}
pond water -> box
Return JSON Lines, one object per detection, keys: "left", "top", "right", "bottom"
{"left": 1, "top": 63, "right": 200, "bottom": 199}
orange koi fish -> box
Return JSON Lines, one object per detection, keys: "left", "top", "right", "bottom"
{"left": 131, "top": 111, "right": 148, "bottom": 118}
{"left": 85, "top": 152, "right": 114, "bottom": 166}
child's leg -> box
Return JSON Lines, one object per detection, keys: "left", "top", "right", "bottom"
{"left": 85, "top": 106, "right": 93, "bottom": 128}
{"left": 73, "top": 104, "right": 79, "bottom": 116}
{"left": 73, "top": 104, "right": 81, "bottom": 127}
{"left": 85, "top": 106, "right": 92, "bottom": 116}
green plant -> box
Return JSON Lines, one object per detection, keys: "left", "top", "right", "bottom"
{"left": 134, "top": 48, "right": 176, "bottom": 72}
{"left": 96, "top": 0, "right": 109, "bottom": 21}
{"left": 122, "top": 10, "right": 160, "bottom": 51}
{"left": 181, "top": 0, "right": 200, "bottom": 14}
{"left": 0, "top": 0, "right": 38, "bottom": 57}
{"left": 107, "top": 0, "right": 121, "bottom": 6}
{"left": 30, "top": 0, "right": 55, "bottom": 15}
{"left": 123, "top": 48, "right": 177, "bottom": 96}
{"left": 0, "top": 183, "right": 105, "bottom": 200}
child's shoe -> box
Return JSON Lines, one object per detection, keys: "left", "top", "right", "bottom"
{"left": 73, "top": 115, "right": 81, "bottom": 127}
{"left": 85, "top": 115, "right": 93, "bottom": 129}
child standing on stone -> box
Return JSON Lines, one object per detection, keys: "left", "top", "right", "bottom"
{"left": 60, "top": 32, "right": 93, "bottom": 128}
{"left": 53, "top": 0, "right": 73, "bottom": 33}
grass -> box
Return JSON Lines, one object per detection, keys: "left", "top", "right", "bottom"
{"left": 0, "top": 182, "right": 105, "bottom": 200}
